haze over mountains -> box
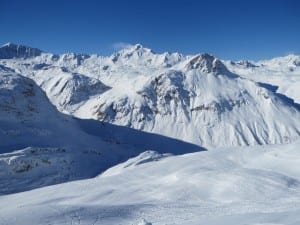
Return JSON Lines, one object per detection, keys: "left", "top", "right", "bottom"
{"left": 0, "top": 43, "right": 299, "bottom": 225}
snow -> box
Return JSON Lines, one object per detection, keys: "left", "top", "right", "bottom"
{"left": 0, "top": 66, "right": 202, "bottom": 193}
{"left": 2, "top": 46, "right": 298, "bottom": 147}
{"left": 224, "top": 54, "right": 300, "bottom": 103}
{"left": 0, "top": 43, "right": 300, "bottom": 225}
{"left": 0, "top": 141, "right": 300, "bottom": 225}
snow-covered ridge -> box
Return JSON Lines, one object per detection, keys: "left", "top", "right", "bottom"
{"left": 224, "top": 54, "right": 300, "bottom": 103}
{"left": 1, "top": 43, "right": 299, "bottom": 148}
{"left": 34, "top": 66, "right": 111, "bottom": 112}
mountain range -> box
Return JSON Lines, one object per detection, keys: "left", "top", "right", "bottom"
{"left": 1, "top": 43, "right": 299, "bottom": 148}
{"left": 0, "top": 43, "right": 299, "bottom": 225}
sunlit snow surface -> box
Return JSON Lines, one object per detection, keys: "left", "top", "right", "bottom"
{"left": 1, "top": 44, "right": 300, "bottom": 148}
{"left": 224, "top": 54, "right": 300, "bottom": 103}
{"left": 1, "top": 141, "right": 300, "bottom": 225}
{"left": 1, "top": 44, "right": 300, "bottom": 225}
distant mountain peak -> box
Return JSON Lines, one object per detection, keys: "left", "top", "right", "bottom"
{"left": 110, "top": 44, "right": 155, "bottom": 63}
{"left": 1, "top": 42, "right": 15, "bottom": 47}
{"left": 235, "top": 60, "right": 258, "bottom": 68}
{"left": 0, "top": 42, "right": 42, "bottom": 59}
{"left": 132, "top": 43, "right": 143, "bottom": 50}
{"left": 121, "top": 43, "right": 153, "bottom": 54}
{"left": 257, "top": 54, "right": 300, "bottom": 68}
{"left": 185, "top": 53, "right": 230, "bottom": 74}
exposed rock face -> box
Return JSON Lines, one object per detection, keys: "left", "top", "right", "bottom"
{"left": 0, "top": 43, "right": 42, "bottom": 59}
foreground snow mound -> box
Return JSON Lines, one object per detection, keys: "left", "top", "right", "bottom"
{"left": 102, "top": 151, "right": 172, "bottom": 177}
{"left": 1, "top": 141, "right": 299, "bottom": 225}
{"left": 99, "top": 140, "right": 300, "bottom": 205}
{"left": 137, "top": 219, "right": 152, "bottom": 225}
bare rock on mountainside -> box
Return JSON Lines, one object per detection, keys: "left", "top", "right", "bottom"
{"left": 0, "top": 43, "right": 42, "bottom": 59}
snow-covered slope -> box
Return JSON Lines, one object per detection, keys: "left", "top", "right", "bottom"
{"left": 1, "top": 141, "right": 299, "bottom": 225}
{"left": 0, "top": 65, "right": 201, "bottom": 194}
{"left": 33, "top": 66, "right": 111, "bottom": 112}
{"left": 80, "top": 58, "right": 299, "bottom": 147}
{"left": 1, "top": 44, "right": 299, "bottom": 148}
{"left": 0, "top": 65, "right": 69, "bottom": 151}
{"left": 0, "top": 65, "right": 115, "bottom": 193}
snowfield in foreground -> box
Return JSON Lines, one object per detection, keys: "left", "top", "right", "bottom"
{"left": 1, "top": 141, "right": 300, "bottom": 225}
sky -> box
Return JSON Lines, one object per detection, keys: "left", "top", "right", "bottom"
{"left": 0, "top": 0, "right": 299, "bottom": 60}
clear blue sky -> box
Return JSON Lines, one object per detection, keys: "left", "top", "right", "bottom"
{"left": 1, "top": 0, "right": 299, "bottom": 60}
